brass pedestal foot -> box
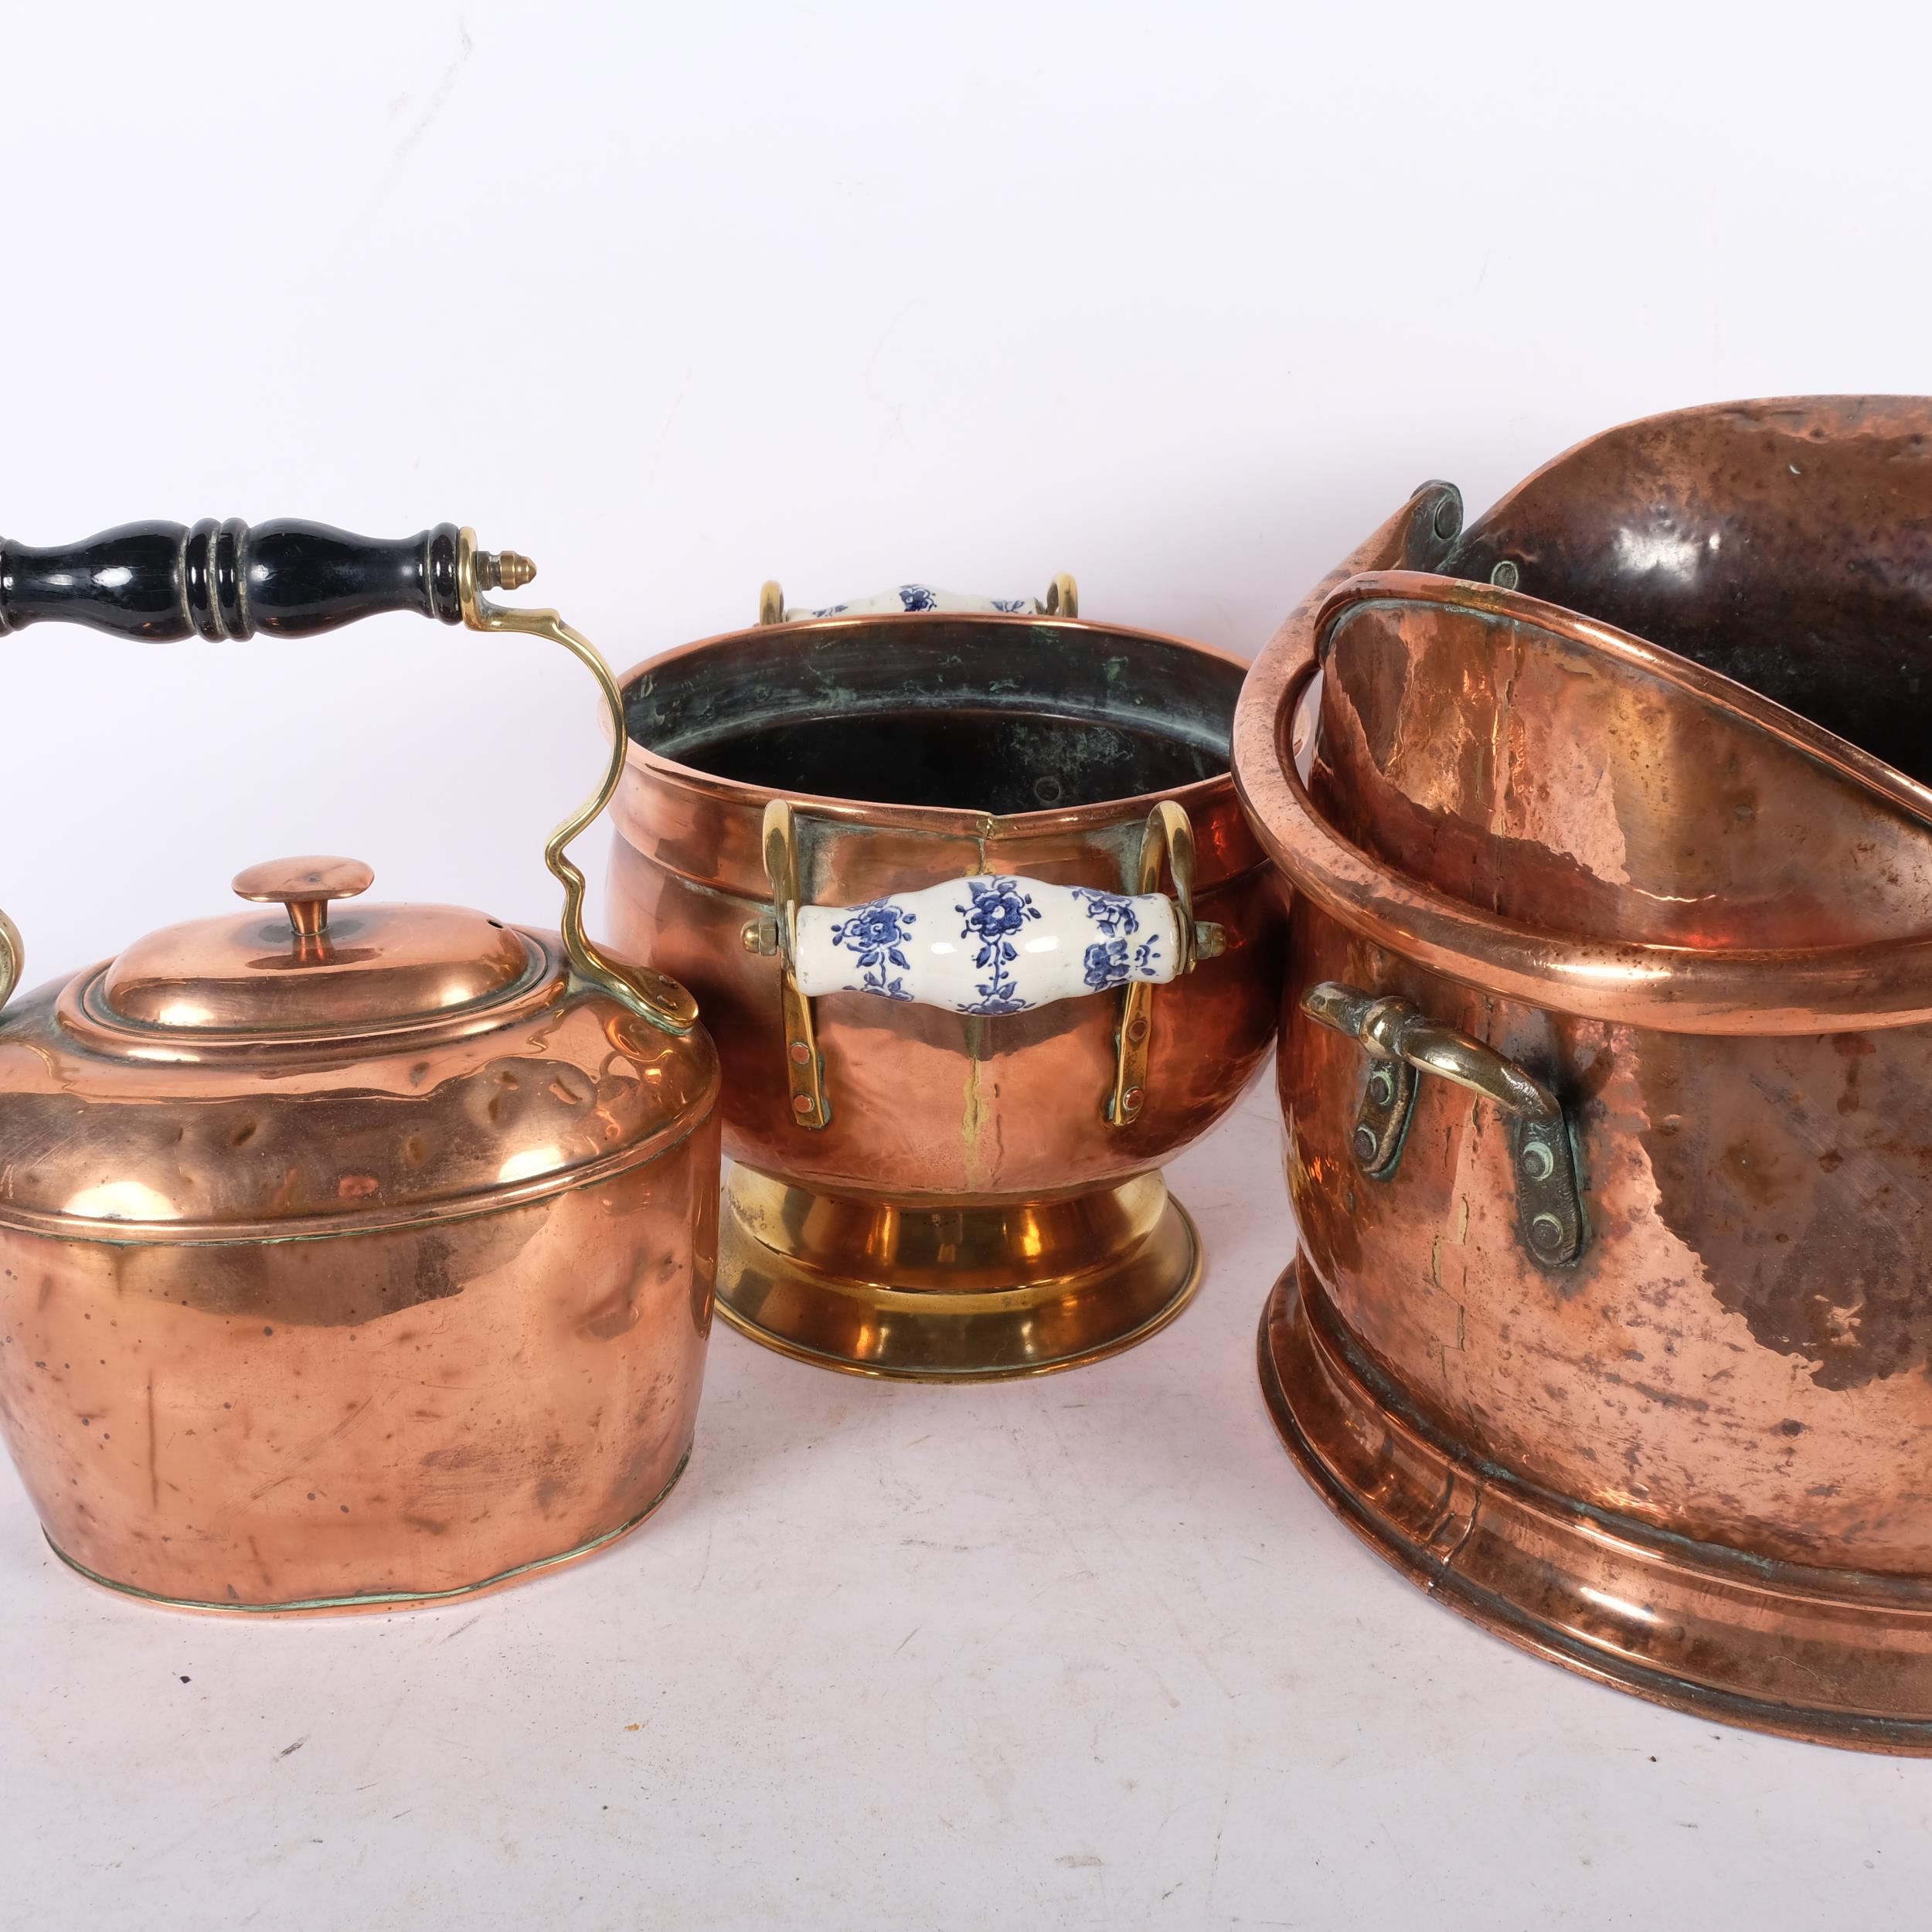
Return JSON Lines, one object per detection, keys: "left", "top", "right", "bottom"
{"left": 719, "top": 1166, "right": 1202, "bottom": 1381}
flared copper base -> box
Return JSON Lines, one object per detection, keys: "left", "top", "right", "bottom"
{"left": 43, "top": 1447, "right": 693, "bottom": 1617}
{"left": 1260, "top": 1261, "right": 1932, "bottom": 1754}
{"left": 719, "top": 1166, "right": 1202, "bottom": 1380}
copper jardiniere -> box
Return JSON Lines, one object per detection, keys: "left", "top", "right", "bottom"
{"left": 1234, "top": 400, "right": 1932, "bottom": 1751}
{"left": 608, "top": 583, "right": 1284, "bottom": 1379}
{"left": 0, "top": 519, "right": 718, "bottom": 1611}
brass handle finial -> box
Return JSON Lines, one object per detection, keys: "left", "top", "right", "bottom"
{"left": 475, "top": 549, "right": 538, "bottom": 593}
{"left": 232, "top": 855, "right": 376, "bottom": 939}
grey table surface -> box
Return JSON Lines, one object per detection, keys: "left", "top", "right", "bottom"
{"left": 4, "top": 1080, "right": 1927, "bottom": 1930}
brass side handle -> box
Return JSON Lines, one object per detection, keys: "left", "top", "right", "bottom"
{"left": 1301, "top": 981, "right": 1585, "bottom": 1266}
{"left": 1301, "top": 984, "right": 1560, "bottom": 1121}
{"left": 0, "top": 910, "right": 19, "bottom": 1019}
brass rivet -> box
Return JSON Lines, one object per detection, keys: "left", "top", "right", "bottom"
{"left": 791, "top": 1093, "right": 815, "bottom": 1114}
{"left": 1369, "top": 1069, "right": 1394, "bottom": 1104}
{"left": 1490, "top": 559, "right": 1521, "bottom": 590}
{"left": 1127, "top": 1017, "right": 1150, "bottom": 1044}
{"left": 1529, "top": 1212, "right": 1565, "bottom": 1253}
{"left": 1521, "top": 1141, "right": 1555, "bottom": 1182}
{"left": 788, "top": 1042, "right": 811, "bottom": 1065}
{"left": 1353, "top": 1124, "right": 1379, "bottom": 1162}
{"left": 1122, "top": 1087, "right": 1145, "bottom": 1113}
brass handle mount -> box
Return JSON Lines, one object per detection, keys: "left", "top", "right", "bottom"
{"left": 1301, "top": 981, "right": 1585, "bottom": 1267}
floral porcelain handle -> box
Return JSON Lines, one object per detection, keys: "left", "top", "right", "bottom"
{"left": 757, "top": 577, "right": 1079, "bottom": 624}
{"left": 747, "top": 800, "right": 1224, "bottom": 1129}
{"left": 794, "top": 878, "right": 1181, "bottom": 1015}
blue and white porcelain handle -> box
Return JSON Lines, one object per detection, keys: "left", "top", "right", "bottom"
{"left": 757, "top": 576, "right": 1079, "bottom": 624}
{"left": 794, "top": 879, "right": 1183, "bottom": 1012}
{"left": 749, "top": 798, "right": 1224, "bottom": 1130}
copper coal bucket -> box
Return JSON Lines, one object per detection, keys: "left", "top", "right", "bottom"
{"left": 1233, "top": 399, "right": 1932, "bottom": 1750}
{"left": 608, "top": 582, "right": 1284, "bottom": 1379}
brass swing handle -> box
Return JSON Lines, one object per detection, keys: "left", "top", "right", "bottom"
{"left": 0, "top": 519, "right": 696, "bottom": 1036}
{"left": 1301, "top": 982, "right": 1585, "bottom": 1267}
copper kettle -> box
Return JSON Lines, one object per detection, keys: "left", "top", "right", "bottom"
{"left": 0, "top": 519, "right": 719, "bottom": 1612}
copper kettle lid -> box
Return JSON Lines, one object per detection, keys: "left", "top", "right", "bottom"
{"left": 97, "top": 856, "right": 537, "bottom": 1037}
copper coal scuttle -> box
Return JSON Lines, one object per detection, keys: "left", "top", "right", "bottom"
{"left": 0, "top": 521, "right": 719, "bottom": 1612}
{"left": 608, "top": 580, "right": 1284, "bottom": 1379}
{"left": 1235, "top": 398, "right": 1932, "bottom": 1752}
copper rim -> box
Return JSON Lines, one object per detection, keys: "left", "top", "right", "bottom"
{"left": 1233, "top": 569, "right": 1932, "bottom": 1036}
{"left": 615, "top": 611, "right": 1252, "bottom": 840}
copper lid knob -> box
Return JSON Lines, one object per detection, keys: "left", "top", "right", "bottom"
{"left": 231, "top": 855, "right": 376, "bottom": 939}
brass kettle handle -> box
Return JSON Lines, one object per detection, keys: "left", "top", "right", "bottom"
{"left": 0, "top": 908, "right": 19, "bottom": 1021}
{"left": 0, "top": 518, "right": 694, "bottom": 1034}
{"left": 455, "top": 533, "right": 696, "bottom": 1035}
{"left": 1301, "top": 981, "right": 1585, "bottom": 1267}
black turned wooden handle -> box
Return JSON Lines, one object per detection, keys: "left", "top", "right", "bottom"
{"left": 0, "top": 519, "right": 464, "bottom": 640}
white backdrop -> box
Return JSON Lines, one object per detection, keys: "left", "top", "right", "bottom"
{"left": 6, "top": 5, "right": 1932, "bottom": 1928}
{"left": 8, "top": 0, "right": 1927, "bottom": 972}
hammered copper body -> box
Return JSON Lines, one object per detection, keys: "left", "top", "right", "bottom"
{"left": 608, "top": 609, "right": 1284, "bottom": 1379}
{"left": 1233, "top": 400, "right": 1932, "bottom": 1751}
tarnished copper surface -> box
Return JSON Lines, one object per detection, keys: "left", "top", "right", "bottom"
{"left": 1233, "top": 401, "right": 1932, "bottom": 1749}
{"left": 0, "top": 866, "right": 721, "bottom": 1611}
{"left": 1259, "top": 1264, "right": 1932, "bottom": 1755}
{"left": 609, "top": 609, "right": 1284, "bottom": 1377}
